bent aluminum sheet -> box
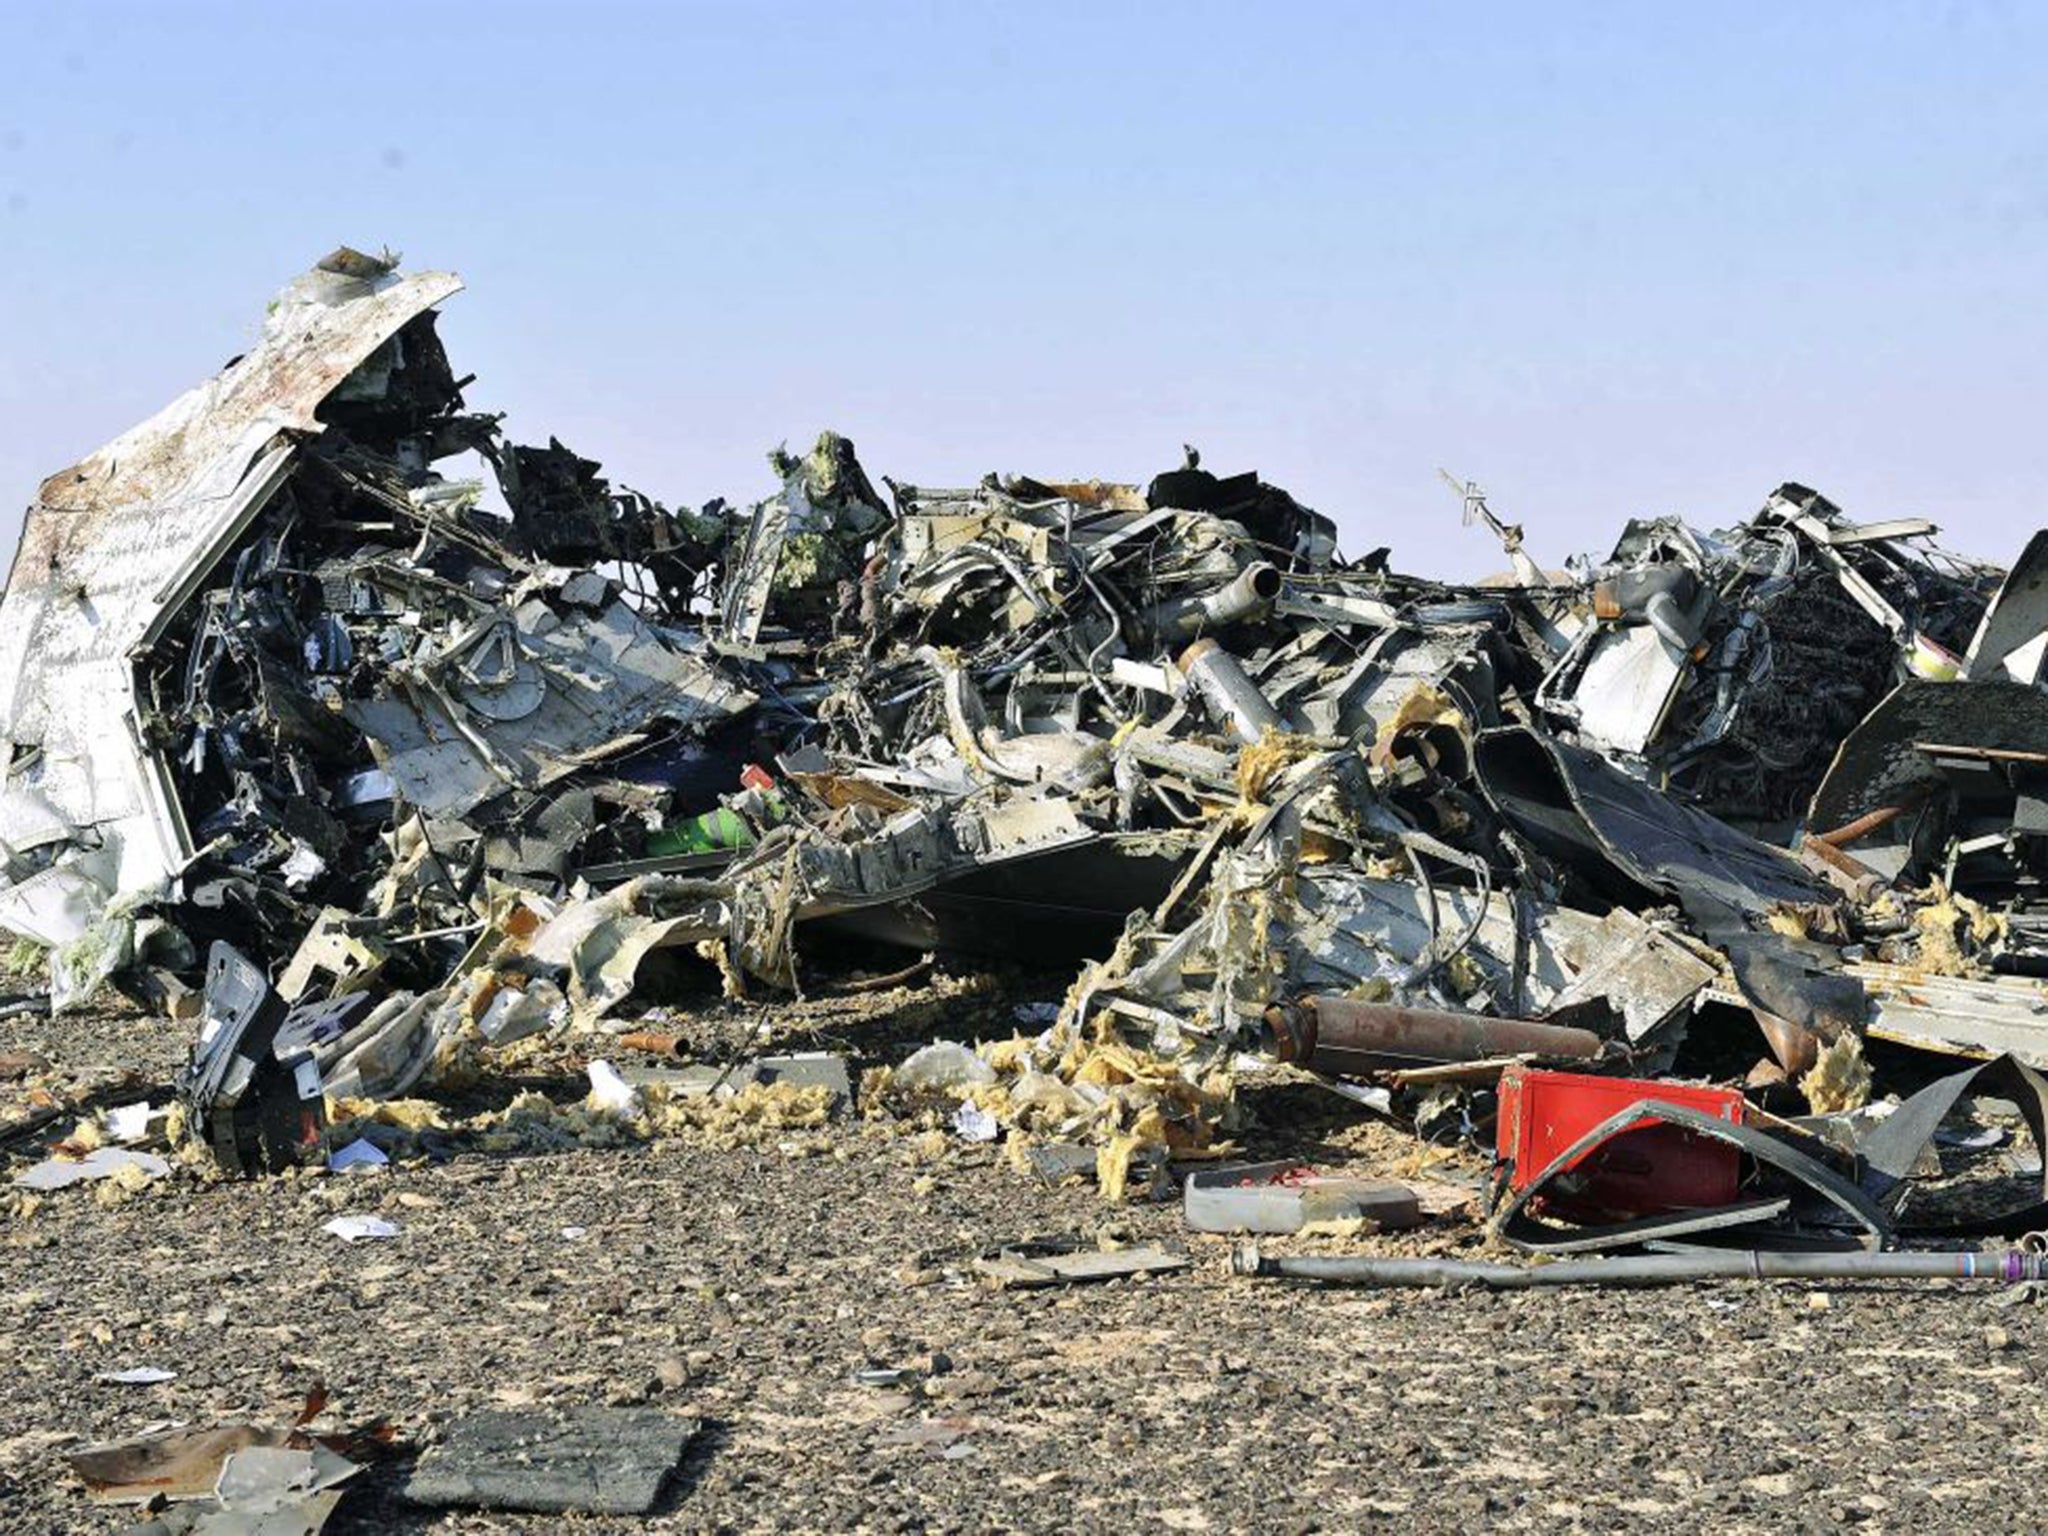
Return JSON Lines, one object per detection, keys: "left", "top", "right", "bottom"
{"left": 344, "top": 601, "right": 756, "bottom": 818}
{"left": 1853, "top": 959, "right": 2048, "bottom": 1066}
{"left": 0, "top": 257, "right": 463, "bottom": 928}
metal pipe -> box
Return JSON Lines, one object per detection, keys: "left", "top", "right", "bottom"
{"left": 1812, "top": 801, "right": 1914, "bottom": 847}
{"left": 1232, "top": 1244, "right": 2048, "bottom": 1289}
{"left": 1149, "top": 562, "right": 1282, "bottom": 640}
{"left": 1592, "top": 566, "right": 1701, "bottom": 649}
{"left": 1261, "top": 994, "right": 1603, "bottom": 1074}
{"left": 617, "top": 1031, "right": 691, "bottom": 1058}
{"left": 1640, "top": 589, "right": 1694, "bottom": 652}
{"left": 1176, "top": 638, "right": 1283, "bottom": 742}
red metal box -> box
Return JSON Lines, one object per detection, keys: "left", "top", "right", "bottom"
{"left": 1495, "top": 1064, "right": 1743, "bottom": 1221}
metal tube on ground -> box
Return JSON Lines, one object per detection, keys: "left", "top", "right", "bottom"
{"left": 1149, "top": 562, "right": 1282, "bottom": 640}
{"left": 1232, "top": 1244, "right": 2048, "bottom": 1289}
{"left": 1176, "top": 638, "right": 1283, "bottom": 742}
{"left": 616, "top": 1031, "right": 692, "bottom": 1059}
{"left": 1261, "top": 994, "right": 1603, "bottom": 1074}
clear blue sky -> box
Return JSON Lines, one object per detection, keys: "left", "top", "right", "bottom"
{"left": 4, "top": 2, "right": 2046, "bottom": 578}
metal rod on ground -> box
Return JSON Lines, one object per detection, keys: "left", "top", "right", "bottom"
{"left": 828, "top": 953, "right": 935, "bottom": 995}
{"left": 1232, "top": 1245, "right": 2048, "bottom": 1289}
{"left": 1262, "top": 994, "right": 1604, "bottom": 1074}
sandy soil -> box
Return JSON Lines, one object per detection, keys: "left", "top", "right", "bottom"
{"left": 4, "top": 967, "right": 2045, "bottom": 1534}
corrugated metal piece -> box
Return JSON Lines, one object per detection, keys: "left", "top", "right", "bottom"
{"left": 1853, "top": 960, "right": 2048, "bottom": 1064}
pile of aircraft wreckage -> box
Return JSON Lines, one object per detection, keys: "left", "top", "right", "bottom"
{"left": 8, "top": 249, "right": 2048, "bottom": 1257}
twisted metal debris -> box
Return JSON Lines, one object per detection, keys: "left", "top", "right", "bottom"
{"left": 5, "top": 250, "right": 2047, "bottom": 1209}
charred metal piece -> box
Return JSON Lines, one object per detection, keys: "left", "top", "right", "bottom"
{"left": 1858, "top": 1053, "right": 2048, "bottom": 1237}
{"left": 177, "top": 942, "right": 326, "bottom": 1177}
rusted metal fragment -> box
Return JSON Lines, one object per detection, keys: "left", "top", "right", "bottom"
{"left": 1262, "top": 994, "right": 1605, "bottom": 1073}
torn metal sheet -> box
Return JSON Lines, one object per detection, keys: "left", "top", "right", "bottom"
{"left": 1474, "top": 723, "right": 1861, "bottom": 1056}
{"left": 1808, "top": 679, "right": 2048, "bottom": 899}
{"left": 1283, "top": 871, "right": 1675, "bottom": 1022}
{"left": 1183, "top": 1161, "right": 1423, "bottom": 1234}
{"left": 1541, "top": 907, "right": 1722, "bottom": 1044}
{"left": 0, "top": 253, "right": 463, "bottom": 937}
{"left": 1853, "top": 961, "right": 2048, "bottom": 1065}
{"left": 12, "top": 1145, "right": 170, "bottom": 1192}
{"left": 1542, "top": 623, "right": 1688, "bottom": 758}
{"left": 70, "top": 1426, "right": 293, "bottom": 1506}
{"left": 1967, "top": 528, "right": 2048, "bottom": 684}
{"left": 973, "top": 1238, "right": 1191, "bottom": 1288}
{"left": 718, "top": 492, "right": 789, "bottom": 645}
{"left": 1857, "top": 1052, "right": 2048, "bottom": 1236}
{"left": 1475, "top": 727, "right": 1826, "bottom": 916}
{"left": 345, "top": 602, "right": 754, "bottom": 818}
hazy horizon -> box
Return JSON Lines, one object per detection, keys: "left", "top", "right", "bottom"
{"left": 6, "top": 2, "right": 2048, "bottom": 580}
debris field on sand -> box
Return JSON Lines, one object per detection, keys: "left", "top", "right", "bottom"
{"left": 8, "top": 248, "right": 2048, "bottom": 1529}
